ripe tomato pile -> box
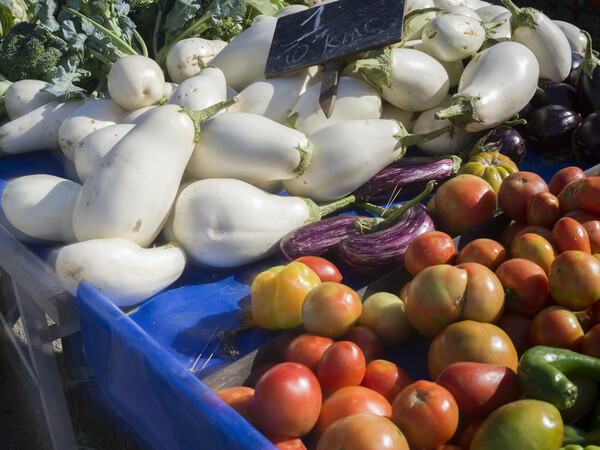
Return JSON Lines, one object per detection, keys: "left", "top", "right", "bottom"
{"left": 215, "top": 166, "right": 600, "bottom": 449}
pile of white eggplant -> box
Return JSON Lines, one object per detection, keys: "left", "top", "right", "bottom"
{"left": 0, "top": 0, "right": 589, "bottom": 307}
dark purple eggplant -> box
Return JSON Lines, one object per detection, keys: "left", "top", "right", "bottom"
{"left": 280, "top": 215, "right": 367, "bottom": 260}
{"left": 532, "top": 80, "right": 579, "bottom": 110}
{"left": 524, "top": 105, "right": 582, "bottom": 154}
{"left": 576, "top": 31, "right": 600, "bottom": 115}
{"left": 352, "top": 156, "right": 460, "bottom": 203}
{"left": 573, "top": 110, "right": 600, "bottom": 165}
{"left": 482, "top": 125, "right": 527, "bottom": 164}
{"left": 338, "top": 202, "right": 434, "bottom": 275}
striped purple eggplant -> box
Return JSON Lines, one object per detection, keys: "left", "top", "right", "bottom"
{"left": 338, "top": 202, "right": 434, "bottom": 275}
{"left": 353, "top": 156, "right": 460, "bottom": 203}
{"left": 279, "top": 214, "right": 369, "bottom": 260}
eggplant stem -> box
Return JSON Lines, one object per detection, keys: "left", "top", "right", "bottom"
{"left": 295, "top": 139, "right": 313, "bottom": 176}
{"left": 435, "top": 95, "right": 481, "bottom": 129}
{"left": 353, "top": 181, "right": 435, "bottom": 234}
{"left": 500, "top": 0, "right": 537, "bottom": 31}
{"left": 399, "top": 125, "right": 451, "bottom": 147}
{"left": 578, "top": 31, "right": 600, "bottom": 81}
{"left": 302, "top": 194, "right": 357, "bottom": 224}
{"left": 181, "top": 98, "right": 238, "bottom": 142}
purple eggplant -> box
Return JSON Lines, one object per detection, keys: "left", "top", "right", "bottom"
{"left": 573, "top": 110, "right": 600, "bottom": 165}
{"left": 280, "top": 215, "right": 367, "bottom": 260}
{"left": 532, "top": 80, "right": 579, "bottom": 111}
{"left": 352, "top": 156, "right": 460, "bottom": 203}
{"left": 338, "top": 203, "right": 434, "bottom": 275}
{"left": 524, "top": 105, "right": 582, "bottom": 154}
{"left": 482, "top": 125, "right": 527, "bottom": 164}
{"left": 576, "top": 31, "right": 600, "bottom": 115}
{"left": 566, "top": 53, "right": 583, "bottom": 87}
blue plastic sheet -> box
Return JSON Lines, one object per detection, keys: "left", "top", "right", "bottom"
{"left": 0, "top": 148, "right": 592, "bottom": 449}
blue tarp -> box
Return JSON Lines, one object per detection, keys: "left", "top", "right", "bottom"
{"left": 0, "top": 148, "right": 592, "bottom": 449}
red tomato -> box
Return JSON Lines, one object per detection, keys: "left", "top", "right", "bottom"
{"left": 456, "top": 238, "right": 507, "bottom": 271}
{"left": 340, "top": 326, "right": 384, "bottom": 364}
{"left": 548, "top": 250, "right": 600, "bottom": 311}
{"left": 558, "top": 179, "right": 584, "bottom": 214}
{"left": 317, "top": 412, "right": 409, "bottom": 450}
{"left": 583, "top": 220, "right": 600, "bottom": 253}
{"left": 301, "top": 282, "right": 362, "bottom": 339}
{"left": 315, "top": 386, "right": 392, "bottom": 437}
{"left": 358, "top": 292, "right": 411, "bottom": 347}
{"left": 361, "top": 359, "right": 413, "bottom": 404}
{"left": 434, "top": 174, "right": 498, "bottom": 237}
{"left": 215, "top": 386, "right": 255, "bottom": 425}
{"left": 404, "top": 230, "right": 456, "bottom": 276}
{"left": 513, "top": 224, "right": 553, "bottom": 244}
{"left": 582, "top": 323, "right": 600, "bottom": 358}
{"left": 427, "top": 320, "right": 519, "bottom": 380}
{"left": 285, "top": 333, "right": 334, "bottom": 374}
{"left": 252, "top": 362, "right": 322, "bottom": 438}
{"left": 510, "top": 232, "right": 556, "bottom": 274}
{"left": 500, "top": 221, "right": 528, "bottom": 250}
{"left": 563, "top": 209, "right": 600, "bottom": 224}
{"left": 498, "top": 171, "right": 548, "bottom": 222}
{"left": 551, "top": 216, "right": 592, "bottom": 254}
{"left": 548, "top": 166, "right": 586, "bottom": 196}
{"left": 317, "top": 341, "right": 366, "bottom": 396}
{"left": 496, "top": 314, "right": 533, "bottom": 356}
{"left": 529, "top": 305, "right": 585, "bottom": 352}
{"left": 293, "top": 256, "right": 343, "bottom": 283}
{"left": 495, "top": 258, "right": 549, "bottom": 317}
{"left": 456, "top": 262, "right": 505, "bottom": 324}
{"left": 459, "top": 419, "right": 484, "bottom": 450}
{"left": 574, "top": 176, "right": 600, "bottom": 215}
{"left": 391, "top": 380, "right": 459, "bottom": 449}
{"left": 526, "top": 191, "right": 561, "bottom": 228}
{"left": 435, "top": 362, "right": 522, "bottom": 419}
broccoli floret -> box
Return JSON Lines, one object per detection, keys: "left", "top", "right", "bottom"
{"left": 0, "top": 22, "right": 70, "bottom": 82}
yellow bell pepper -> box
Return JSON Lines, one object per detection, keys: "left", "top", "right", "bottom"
{"left": 251, "top": 261, "right": 321, "bottom": 330}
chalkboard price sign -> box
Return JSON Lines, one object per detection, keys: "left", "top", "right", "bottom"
{"left": 265, "top": 0, "right": 406, "bottom": 77}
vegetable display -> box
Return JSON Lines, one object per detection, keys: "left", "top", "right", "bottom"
{"left": 1, "top": 0, "right": 600, "bottom": 447}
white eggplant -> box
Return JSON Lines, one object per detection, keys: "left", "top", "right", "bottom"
{"left": 274, "top": 4, "right": 308, "bottom": 17}
{"left": 5, "top": 80, "right": 55, "bottom": 120}
{"left": 72, "top": 104, "right": 200, "bottom": 246}
{"left": 55, "top": 238, "right": 187, "bottom": 307}
{"left": 475, "top": 4, "right": 508, "bottom": 23}
{"left": 163, "top": 82, "right": 179, "bottom": 99}
{"left": 58, "top": 99, "right": 130, "bottom": 161}
{"left": 209, "top": 16, "right": 277, "bottom": 92}
{"left": 283, "top": 120, "right": 409, "bottom": 202}
{"left": 404, "top": 40, "right": 464, "bottom": 88}
{"left": 186, "top": 112, "right": 312, "bottom": 183}
{"left": 226, "top": 67, "right": 322, "bottom": 123}
{"left": 413, "top": 98, "right": 477, "bottom": 155}
{"left": 107, "top": 55, "right": 166, "bottom": 110}
{"left": 422, "top": 14, "right": 486, "bottom": 62}
{"left": 380, "top": 103, "right": 418, "bottom": 133}
{"left": 553, "top": 20, "right": 586, "bottom": 56}
{"left": 167, "top": 67, "right": 227, "bottom": 111}
{"left": 356, "top": 48, "right": 449, "bottom": 112}
{"left": 403, "top": 0, "right": 437, "bottom": 41}
{"left": 123, "top": 105, "right": 157, "bottom": 124}
{"left": 165, "top": 38, "right": 227, "bottom": 83}
{"left": 0, "top": 99, "right": 86, "bottom": 154}
{"left": 433, "top": 0, "right": 466, "bottom": 8}
{"left": 502, "top": 0, "right": 571, "bottom": 82}
{"left": 488, "top": 12, "right": 511, "bottom": 42}
{"left": 1, "top": 174, "right": 81, "bottom": 242}
{"left": 435, "top": 41, "right": 539, "bottom": 132}
{"left": 172, "top": 178, "right": 312, "bottom": 267}
{"left": 288, "top": 77, "right": 382, "bottom": 135}
{"left": 74, "top": 124, "right": 135, "bottom": 183}
{"left": 439, "top": 6, "right": 481, "bottom": 20}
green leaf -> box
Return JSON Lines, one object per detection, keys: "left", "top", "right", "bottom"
{"left": 246, "top": 0, "right": 279, "bottom": 16}
{"left": 35, "top": 0, "right": 61, "bottom": 32}
{"left": 43, "top": 59, "right": 90, "bottom": 100}
{"left": 164, "top": 0, "right": 204, "bottom": 40}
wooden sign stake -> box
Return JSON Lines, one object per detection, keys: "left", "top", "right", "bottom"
{"left": 319, "top": 59, "right": 341, "bottom": 118}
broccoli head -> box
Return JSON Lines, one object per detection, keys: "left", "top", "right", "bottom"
{"left": 0, "top": 22, "right": 70, "bottom": 82}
